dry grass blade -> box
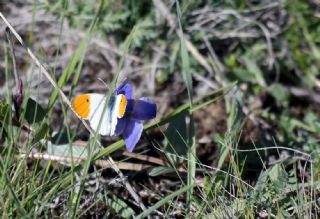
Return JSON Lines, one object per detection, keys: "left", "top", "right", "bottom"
{"left": 0, "top": 12, "right": 146, "bottom": 211}
{"left": 5, "top": 28, "right": 18, "bottom": 86}
{"left": 122, "top": 151, "right": 166, "bottom": 166}
{"left": 20, "top": 153, "right": 155, "bottom": 171}
{"left": 19, "top": 152, "right": 86, "bottom": 163}
{"left": 95, "top": 160, "right": 154, "bottom": 171}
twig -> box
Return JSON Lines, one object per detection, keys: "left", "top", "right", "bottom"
{"left": 0, "top": 12, "right": 146, "bottom": 211}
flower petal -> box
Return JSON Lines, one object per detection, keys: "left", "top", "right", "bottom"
{"left": 131, "top": 97, "right": 157, "bottom": 120}
{"left": 126, "top": 99, "right": 135, "bottom": 113}
{"left": 116, "top": 82, "right": 133, "bottom": 99}
{"left": 123, "top": 120, "right": 143, "bottom": 152}
{"left": 115, "top": 117, "right": 127, "bottom": 136}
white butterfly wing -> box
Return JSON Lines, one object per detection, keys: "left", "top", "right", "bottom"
{"left": 88, "top": 94, "right": 116, "bottom": 136}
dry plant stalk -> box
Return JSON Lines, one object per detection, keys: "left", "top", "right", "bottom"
{"left": 20, "top": 153, "right": 155, "bottom": 171}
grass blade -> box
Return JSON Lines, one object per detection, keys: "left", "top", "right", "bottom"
{"left": 176, "top": 1, "right": 195, "bottom": 215}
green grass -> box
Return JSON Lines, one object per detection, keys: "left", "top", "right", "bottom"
{"left": 0, "top": 0, "right": 319, "bottom": 218}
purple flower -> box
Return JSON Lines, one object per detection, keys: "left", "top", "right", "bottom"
{"left": 115, "top": 82, "right": 157, "bottom": 152}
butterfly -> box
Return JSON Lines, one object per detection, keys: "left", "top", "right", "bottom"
{"left": 71, "top": 82, "right": 157, "bottom": 152}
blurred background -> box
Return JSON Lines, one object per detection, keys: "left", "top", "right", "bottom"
{"left": 1, "top": 0, "right": 320, "bottom": 217}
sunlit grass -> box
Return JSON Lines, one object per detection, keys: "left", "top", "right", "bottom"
{"left": 0, "top": 0, "right": 318, "bottom": 218}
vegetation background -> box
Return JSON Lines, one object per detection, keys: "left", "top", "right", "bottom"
{"left": 0, "top": 0, "right": 319, "bottom": 218}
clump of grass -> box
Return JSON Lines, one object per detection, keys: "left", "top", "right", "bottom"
{"left": 0, "top": 0, "right": 319, "bottom": 218}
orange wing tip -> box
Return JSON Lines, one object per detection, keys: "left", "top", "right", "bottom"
{"left": 118, "top": 94, "right": 127, "bottom": 118}
{"left": 72, "top": 94, "right": 90, "bottom": 119}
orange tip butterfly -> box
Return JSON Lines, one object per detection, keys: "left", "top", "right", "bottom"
{"left": 71, "top": 82, "right": 157, "bottom": 152}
